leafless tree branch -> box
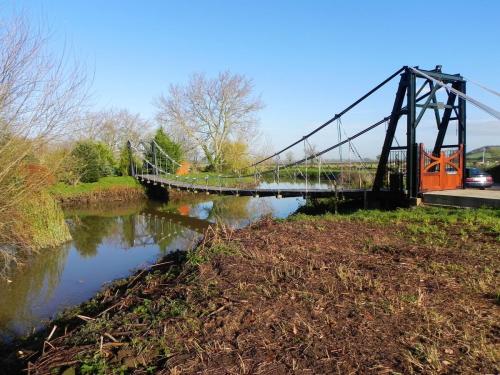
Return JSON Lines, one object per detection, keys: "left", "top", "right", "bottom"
{"left": 155, "top": 71, "right": 263, "bottom": 171}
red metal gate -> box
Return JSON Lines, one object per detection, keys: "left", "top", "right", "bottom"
{"left": 419, "top": 144, "right": 463, "bottom": 192}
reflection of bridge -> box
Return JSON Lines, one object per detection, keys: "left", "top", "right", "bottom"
{"left": 141, "top": 207, "right": 210, "bottom": 233}
{"left": 128, "top": 211, "right": 208, "bottom": 248}
{"left": 128, "top": 66, "right": 500, "bottom": 204}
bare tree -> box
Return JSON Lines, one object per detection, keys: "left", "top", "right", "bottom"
{"left": 305, "top": 142, "right": 319, "bottom": 163}
{"left": 74, "top": 109, "right": 150, "bottom": 154}
{"left": 284, "top": 150, "right": 294, "bottom": 165}
{"left": 0, "top": 13, "right": 88, "bottom": 266}
{"left": 155, "top": 71, "right": 263, "bottom": 171}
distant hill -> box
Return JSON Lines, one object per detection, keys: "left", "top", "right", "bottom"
{"left": 466, "top": 145, "right": 500, "bottom": 164}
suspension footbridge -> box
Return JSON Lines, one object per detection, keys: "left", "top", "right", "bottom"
{"left": 136, "top": 173, "right": 367, "bottom": 199}
{"left": 128, "top": 66, "right": 500, "bottom": 206}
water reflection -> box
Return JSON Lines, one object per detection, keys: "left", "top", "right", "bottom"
{"left": 0, "top": 243, "right": 70, "bottom": 339}
{"left": 166, "top": 195, "right": 303, "bottom": 227}
{"left": 0, "top": 195, "right": 304, "bottom": 341}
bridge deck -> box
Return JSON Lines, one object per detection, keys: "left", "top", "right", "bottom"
{"left": 137, "top": 174, "right": 367, "bottom": 199}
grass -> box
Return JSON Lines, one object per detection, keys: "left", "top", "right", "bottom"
{"left": 1, "top": 189, "right": 71, "bottom": 278}
{"left": 467, "top": 145, "right": 500, "bottom": 163}
{"left": 291, "top": 206, "right": 500, "bottom": 236}
{"left": 50, "top": 176, "right": 142, "bottom": 198}
{"left": 17, "top": 190, "right": 72, "bottom": 250}
{"left": 187, "top": 242, "right": 240, "bottom": 266}
{"left": 0, "top": 189, "right": 72, "bottom": 281}
{"left": 0, "top": 189, "right": 71, "bottom": 270}
{"left": 49, "top": 176, "right": 146, "bottom": 206}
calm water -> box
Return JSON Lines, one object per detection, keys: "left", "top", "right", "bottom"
{"left": 0, "top": 194, "right": 304, "bottom": 342}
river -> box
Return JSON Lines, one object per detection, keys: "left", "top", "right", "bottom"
{"left": 0, "top": 194, "right": 306, "bottom": 342}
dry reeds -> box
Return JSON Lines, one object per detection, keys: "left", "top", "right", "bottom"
{"left": 0, "top": 13, "right": 88, "bottom": 276}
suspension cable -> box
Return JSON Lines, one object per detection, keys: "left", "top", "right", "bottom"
{"left": 249, "top": 67, "right": 406, "bottom": 167}
{"left": 151, "top": 140, "right": 182, "bottom": 166}
{"left": 337, "top": 118, "right": 343, "bottom": 185}
{"left": 410, "top": 67, "right": 500, "bottom": 120}
{"left": 339, "top": 121, "right": 369, "bottom": 170}
{"left": 232, "top": 115, "right": 390, "bottom": 179}
{"left": 131, "top": 144, "right": 169, "bottom": 175}
{"left": 304, "top": 139, "right": 308, "bottom": 195}
{"left": 463, "top": 76, "right": 500, "bottom": 98}
{"left": 305, "top": 138, "right": 330, "bottom": 187}
{"left": 282, "top": 116, "right": 390, "bottom": 170}
{"left": 135, "top": 67, "right": 404, "bottom": 181}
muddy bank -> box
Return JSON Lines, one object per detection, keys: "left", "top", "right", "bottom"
{"left": 55, "top": 186, "right": 147, "bottom": 207}
{"left": 1, "top": 210, "right": 499, "bottom": 374}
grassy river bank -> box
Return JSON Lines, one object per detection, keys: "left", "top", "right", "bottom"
{"left": 50, "top": 177, "right": 146, "bottom": 207}
{"left": 1, "top": 177, "right": 147, "bottom": 278}
{"left": 1, "top": 206, "right": 498, "bottom": 374}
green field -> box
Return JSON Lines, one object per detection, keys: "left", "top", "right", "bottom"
{"left": 467, "top": 145, "right": 500, "bottom": 164}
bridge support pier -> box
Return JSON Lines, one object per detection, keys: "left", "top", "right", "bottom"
{"left": 145, "top": 183, "right": 169, "bottom": 202}
{"left": 373, "top": 66, "right": 466, "bottom": 198}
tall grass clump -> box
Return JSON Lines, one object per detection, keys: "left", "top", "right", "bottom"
{"left": 0, "top": 14, "right": 88, "bottom": 277}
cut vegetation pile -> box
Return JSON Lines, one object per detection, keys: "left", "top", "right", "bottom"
{"left": 2, "top": 208, "right": 499, "bottom": 374}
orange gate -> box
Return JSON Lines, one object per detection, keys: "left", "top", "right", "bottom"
{"left": 419, "top": 144, "right": 463, "bottom": 192}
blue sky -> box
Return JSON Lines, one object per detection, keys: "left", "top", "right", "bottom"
{"left": 12, "top": 0, "right": 500, "bottom": 158}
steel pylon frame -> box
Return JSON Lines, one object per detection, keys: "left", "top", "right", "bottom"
{"left": 372, "top": 66, "right": 466, "bottom": 198}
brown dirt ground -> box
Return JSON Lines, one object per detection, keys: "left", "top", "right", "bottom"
{"left": 3, "top": 216, "right": 499, "bottom": 374}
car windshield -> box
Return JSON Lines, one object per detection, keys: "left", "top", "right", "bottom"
{"left": 467, "top": 168, "right": 485, "bottom": 177}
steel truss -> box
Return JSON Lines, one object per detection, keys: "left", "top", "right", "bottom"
{"left": 372, "top": 66, "right": 466, "bottom": 197}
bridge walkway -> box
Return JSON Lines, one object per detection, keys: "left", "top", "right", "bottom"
{"left": 137, "top": 174, "right": 368, "bottom": 199}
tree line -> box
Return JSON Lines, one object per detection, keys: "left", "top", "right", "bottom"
{"left": 0, "top": 13, "right": 266, "bottom": 193}
{"left": 46, "top": 65, "right": 264, "bottom": 184}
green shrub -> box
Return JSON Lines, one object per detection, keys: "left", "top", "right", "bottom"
{"left": 118, "top": 144, "right": 131, "bottom": 176}
{"left": 71, "top": 141, "right": 116, "bottom": 182}
{"left": 71, "top": 141, "right": 100, "bottom": 182}
{"left": 117, "top": 143, "right": 141, "bottom": 176}
{"left": 487, "top": 164, "right": 500, "bottom": 183}
{"left": 95, "top": 142, "right": 116, "bottom": 177}
{"left": 149, "top": 128, "right": 183, "bottom": 173}
{"left": 221, "top": 140, "right": 251, "bottom": 173}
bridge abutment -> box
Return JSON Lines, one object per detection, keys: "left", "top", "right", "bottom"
{"left": 145, "top": 183, "right": 169, "bottom": 202}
